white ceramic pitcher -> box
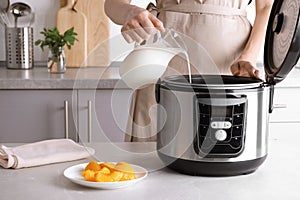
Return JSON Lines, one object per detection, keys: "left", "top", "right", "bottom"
{"left": 119, "top": 30, "right": 186, "bottom": 90}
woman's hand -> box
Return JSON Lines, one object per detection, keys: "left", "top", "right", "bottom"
{"left": 231, "top": 59, "right": 261, "bottom": 80}
{"left": 230, "top": 0, "right": 273, "bottom": 80}
{"left": 121, "top": 6, "right": 165, "bottom": 43}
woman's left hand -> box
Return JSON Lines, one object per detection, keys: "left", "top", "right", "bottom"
{"left": 230, "top": 59, "right": 261, "bottom": 80}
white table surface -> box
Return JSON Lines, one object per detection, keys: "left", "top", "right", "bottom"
{"left": 1, "top": 123, "right": 300, "bottom": 200}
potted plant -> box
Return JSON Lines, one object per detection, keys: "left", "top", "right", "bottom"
{"left": 35, "top": 27, "right": 78, "bottom": 73}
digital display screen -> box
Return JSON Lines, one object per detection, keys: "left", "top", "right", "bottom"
{"left": 210, "top": 106, "right": 233, "bottom": 117}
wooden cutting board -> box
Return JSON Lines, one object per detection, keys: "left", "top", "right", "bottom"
{"left": 57, "top": 0, "right": 87, "bottom": 67}
{"left": 59, "top": 0, "right": 110, "bottom": 66}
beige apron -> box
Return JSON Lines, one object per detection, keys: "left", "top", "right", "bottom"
{"left": 125, "top": 0, "right": 252, "bottom": 142}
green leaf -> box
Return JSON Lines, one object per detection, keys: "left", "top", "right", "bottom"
{"left": 34, "top": 40, "right": 41, "bottom": 46}
{"left": 35, "top": 26, "right": 78, "bottom": 51}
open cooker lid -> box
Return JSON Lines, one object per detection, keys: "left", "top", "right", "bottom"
{"left": 264, "top": 0, "right": 300, "bottom": 84}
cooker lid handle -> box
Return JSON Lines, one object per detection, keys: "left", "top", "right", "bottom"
{"left": 264, "top": 0, "right": 300, "bottom": 85}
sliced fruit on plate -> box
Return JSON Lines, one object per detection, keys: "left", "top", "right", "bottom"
{"left": 82, "top": 169, "right": 96, "bottom": 182}
{"left": 99, "top": 162, "right": 115, "bottom": 171}
{"left": 114, "top": 162, "right": 136, "bottom": 181}
{"left": 84, "top": 160, "right": 101, "bottom": 171}
{"left": 82, "top": 161, "right": 137, "bottom": 182}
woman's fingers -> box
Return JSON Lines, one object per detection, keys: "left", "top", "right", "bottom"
{"left": 121, "top": 8, "right": 164, "bottom": 43}
{"left": 148, "top": 13, "right": 165, "bottom": 32}
{"left": 122, "top": 20, "right": 150, "bottom": 43}
{"left": 121, "top": 29, "right": 144, "bottom": 43}
{"left": 231, "top": 60, "right": 261, "bottom": 80}
{"left": 231, "top": 63, "right": 241, "bottom": 76}
{"left": 137, "top": 13, "right": 160, "bottom": 35}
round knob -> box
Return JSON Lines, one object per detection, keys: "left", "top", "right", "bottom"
{"left": 215, "top": 130, "right": 227, "bottom": 141}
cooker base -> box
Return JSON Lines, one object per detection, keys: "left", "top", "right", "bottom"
{"left": 158, "top": 152, "right": 267, "bottom": 176}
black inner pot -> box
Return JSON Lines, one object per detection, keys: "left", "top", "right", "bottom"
{"left": 164, "top": 75, "right": 261, "bottom": 85}
{"left": 161, "top": 75, "right": 264, "bottom": 91}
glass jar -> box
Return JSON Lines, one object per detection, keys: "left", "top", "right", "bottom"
{"left": 47, "top": 47, "right": 66, "bottom": 73}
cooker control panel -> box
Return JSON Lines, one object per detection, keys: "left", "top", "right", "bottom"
{"left": 193, "top": 94, "right": 247, "bottom": 158}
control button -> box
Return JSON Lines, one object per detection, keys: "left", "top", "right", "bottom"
{"left": 210, "top": 121, "right": 232, "bottom": 129}
{"left": 232, "top": 125, "right": 243, "bottom": 137}
{"left": 230, "top": 137, "right": 242, "bottom": 149}
{"left": 233, "top": 114, "right": 243, "bottom": 125}
{"left": 214, "top": 130, "right": 227, "bottom": 141}
{"left": 234, "top": 104, "right": 245, "bottom": 114}
{"left": 224, "top": 122, "right": 232, "bottom": 129}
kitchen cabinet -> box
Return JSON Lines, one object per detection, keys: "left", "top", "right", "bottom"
{"left": 0, "top": 89, "right": 132, "bottom": 143}
{"left": 78, "top": 89, "right": 132, "bottom": 142}
{"left": 0, "top": 67, "right": 132, "bottom": 143}
{"left": 0, "top": 90, "right": 77, "bottom": 142}
{"left": 77, "top": 89, "right": 132, "bottom": 143}
{"left": 269, "top": 87, "right": 300, "bottom": 123}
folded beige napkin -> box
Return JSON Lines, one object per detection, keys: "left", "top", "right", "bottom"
{"left": 0, "top": 139, "right": 95, "bottom": 169}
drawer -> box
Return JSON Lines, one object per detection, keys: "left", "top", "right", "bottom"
{"left": 269, "top": 88, "right": 300, "bottom": 122}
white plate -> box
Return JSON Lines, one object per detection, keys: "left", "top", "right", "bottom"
{"left": 63, "top": 162, "right": 148, "bottom": 189}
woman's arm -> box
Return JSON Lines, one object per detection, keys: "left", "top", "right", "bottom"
{"left": 104, "top": 0, "right": 135, "bottom": 25}
{"left": 104, "top": 0, "right": 164, "bottom": 43}
{"left": 231, "top": 0, "right": 274, "bottom": 79}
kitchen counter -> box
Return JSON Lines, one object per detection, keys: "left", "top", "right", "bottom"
{"left": 0, "top": 63, "right": 299, "bottom": 89}
{"left": 0, "top": 63, "right": 128, "bottom": 89}
{"left": 1, "top": 124, "right": 300, "bottom": 200}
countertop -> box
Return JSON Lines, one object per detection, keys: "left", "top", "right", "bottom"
{"left": 0, "top": 62, "right": 128, "bottom": 89}
{"left": 1, "top": 123, "right": 300, "bottom": 200}
{"left": 0, "top": 62, "right": 299, "bottom": 89}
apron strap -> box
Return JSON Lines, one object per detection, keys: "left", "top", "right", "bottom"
{"left": 159, "top": 4, "right": 247, "bottom": 16}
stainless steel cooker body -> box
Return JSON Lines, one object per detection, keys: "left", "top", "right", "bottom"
{"left": 155, "top": 0, "right": 300, "bottom": 176}
{"left": 156, "top": 75, "right": 271, "bottom": 176}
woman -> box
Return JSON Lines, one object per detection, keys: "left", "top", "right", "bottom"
{"left": 105, "top": 0, "right": 273, "bottom": 142}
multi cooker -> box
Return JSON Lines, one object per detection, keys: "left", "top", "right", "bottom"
{"left": 156, "top": 0, "right": 300, "bottom": 176}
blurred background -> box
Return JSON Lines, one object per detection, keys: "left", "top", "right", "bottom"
{"left": 0, "top": 0, "right": 260, "bottom": 65}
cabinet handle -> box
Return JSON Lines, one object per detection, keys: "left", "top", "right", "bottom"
{"left": 88, "top": 100, "right": 92, "bottom": 142}
{"left": 64, "top": 100, "right": 69, "bottom": 139}
{"left": 273, "top": 104, "right": 287, "bottom": 109}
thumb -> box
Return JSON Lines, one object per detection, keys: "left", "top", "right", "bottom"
{"left": 254, "top": 69, "right": 263, "bottom": 81}
{"left": 231, "top": 63, "right": 240, "bottom": 76}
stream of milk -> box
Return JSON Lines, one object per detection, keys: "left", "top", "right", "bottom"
{"left": 169, "top": 47, "right": 192, "bottom": 84}
{"left": 183, "top": 51, "right": 192, "bottom": 84}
